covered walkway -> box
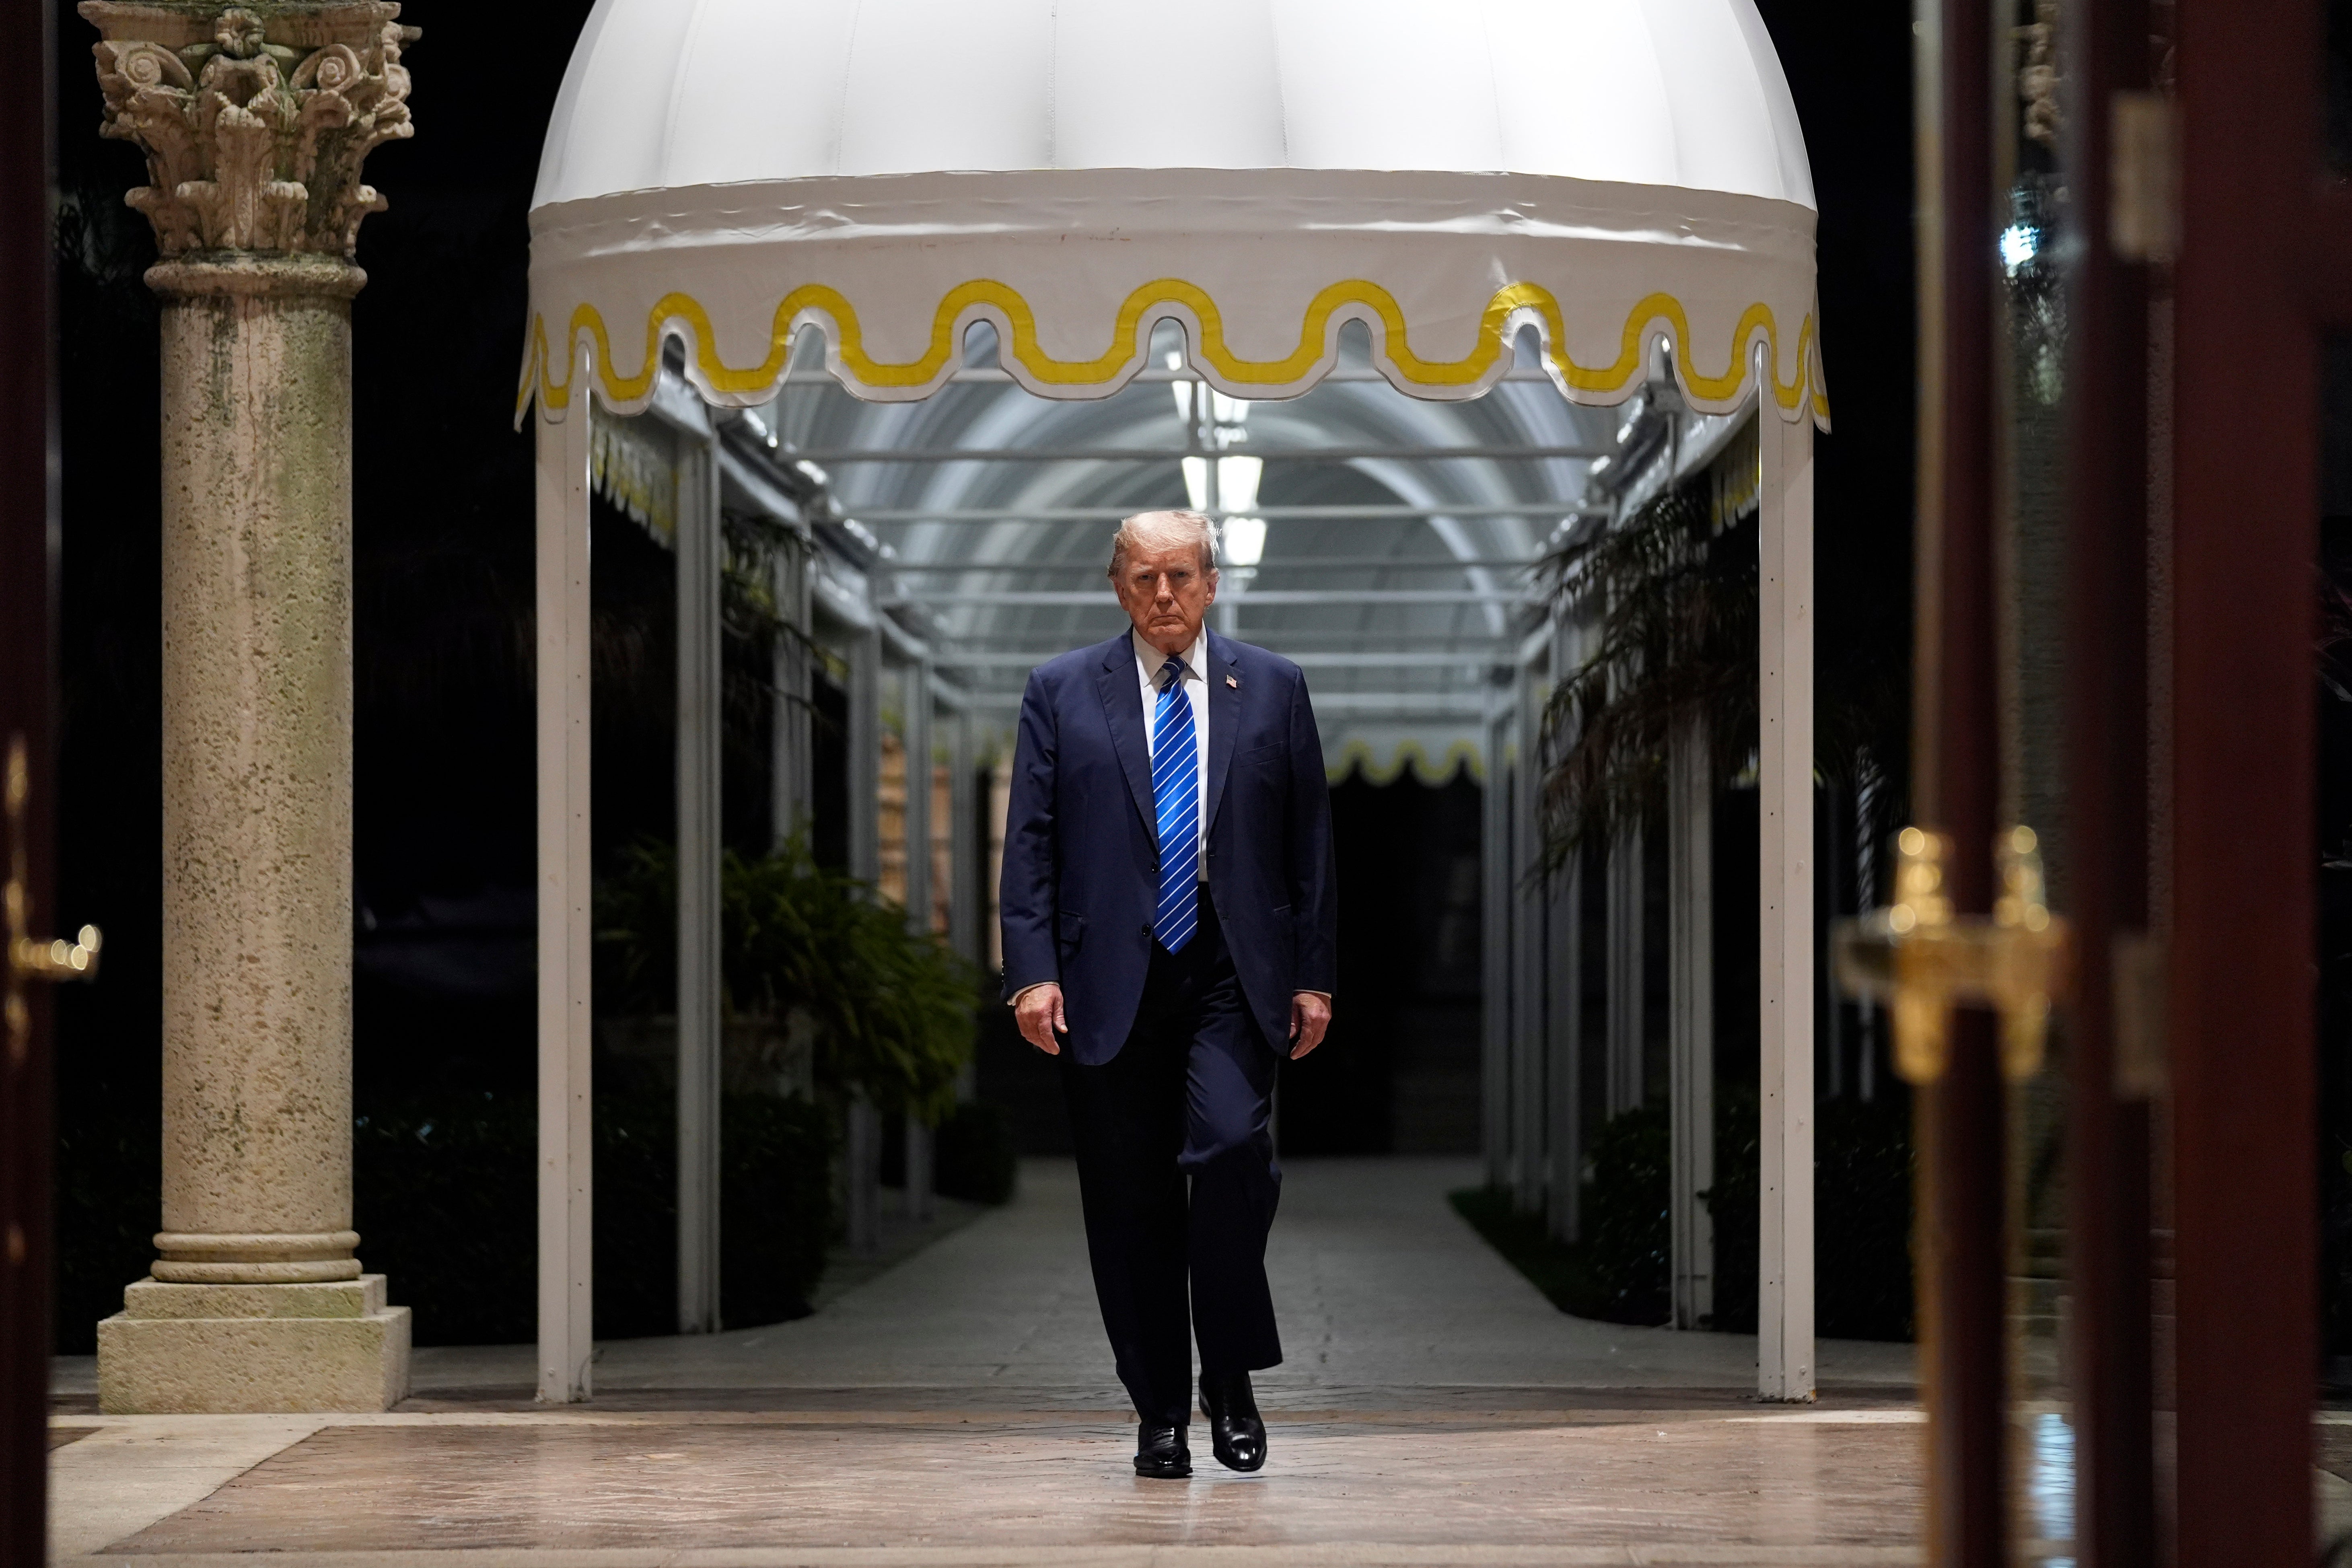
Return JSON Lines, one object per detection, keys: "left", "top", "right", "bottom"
{"left": 516, "top": 0, "right": 1834, "bottom": 1412}
{"left": 50, "top": 1161, "right": 1927, "bottom": 1564}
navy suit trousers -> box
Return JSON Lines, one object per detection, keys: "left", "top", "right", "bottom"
{"left": 1058, "top": 901, "right": 1284, "bottom": 1425}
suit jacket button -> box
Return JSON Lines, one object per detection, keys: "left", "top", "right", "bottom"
{"left": 1141, "top": 925, "right": 1153, "bottom": 941}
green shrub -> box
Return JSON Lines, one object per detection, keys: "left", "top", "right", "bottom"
{"left": 598, "top": 836, "right": 977, "bottom": 1122}
{"left": 581, "top": 1092, "right": 834, "bottom": 1339}
{"left": 1814, "top": 1094, "right": 1915, "bottom": 1340}
{"left": 353, "top": 1093, "right": 537, "bottom": 1345}
{"left": 1448, "top": 1103, "right": 1670, "bottom": 1327}
{"left": 934, "top": 1100, "right": 1019, "bottom": 1205}
{"left": 589, "top": 1093, "right": 673, "bottom": 1339}
{"left": 352, "top": 1089, "right": 832, "bottom": 1346}
{"left": 1582, "top": 1103, "right": 1671, "bottom": 1322}
{"left": 53, "top": 1107, "right": 162, "bottom": 1355}
{"left": 720, "top": 1094, "right": 835, "bottom": 1325}
{"left": 1705, "top": 1085, "right": 1914, "bottom": 1340}
{"left": 1457, "top": 1091, "right": 1914, "bottom": 1339}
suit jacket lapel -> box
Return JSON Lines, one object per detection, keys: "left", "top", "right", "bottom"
{"left": 1204, "top": 632, "right": 1242, "bottom": 835}
{"left": 1095, "top": 636, "right": 1158, "bottom": 842}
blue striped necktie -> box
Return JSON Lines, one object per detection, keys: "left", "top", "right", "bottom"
{"left": 1150, "top": 655, "right": 1200, "bottom": 952}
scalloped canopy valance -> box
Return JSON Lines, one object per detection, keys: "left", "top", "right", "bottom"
{"left": 521, "top": 0, "right": 1826, "bottom": 425}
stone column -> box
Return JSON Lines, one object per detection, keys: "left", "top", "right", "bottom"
{"left": 83, "top": 1, "right": 418, "bottom": 1413}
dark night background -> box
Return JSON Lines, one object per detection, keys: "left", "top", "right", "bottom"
{"left": 42, "top": 2, "right": 1920, "bottom": 1348}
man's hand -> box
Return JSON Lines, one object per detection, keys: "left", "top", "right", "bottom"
{"left": 1288, "top": 992, "right": 1332, "bottom": 1059}
{"left": 1015, "top": 983, "right": 1069, "bottom": 1055}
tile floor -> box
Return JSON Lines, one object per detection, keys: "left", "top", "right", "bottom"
{"left": 49, "top": 1157, "right": 1943, "bottom": 1566}
{"left": 96, "top": 1412, "right": 1926, "bottom": 1557}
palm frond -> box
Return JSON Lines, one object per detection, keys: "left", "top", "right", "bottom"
{"left": 1537, "top": 460, "right": 1910, "bottom": 881}
{"left": 1537, "top": 482, "right": 1756, "bottom": 867}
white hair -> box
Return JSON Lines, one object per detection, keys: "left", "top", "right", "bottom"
{"left": 1107, "top": 509, "right": 1219, "bottom": 576}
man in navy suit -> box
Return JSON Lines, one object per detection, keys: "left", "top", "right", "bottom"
{"left": 999, "top": 508, "right": 1336, "bottom": 1479}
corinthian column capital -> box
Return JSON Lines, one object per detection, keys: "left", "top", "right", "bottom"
{"left": 79, "top": 1, "right": 419, "bottom": 259}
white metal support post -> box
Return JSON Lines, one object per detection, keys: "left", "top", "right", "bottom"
{"left": 848, "top": 619, "right": 881, "bottom": 883}
{"left": 901, "top": 658, "right": 933, "bottom": 930}
{"left": 1757, "top": 400, "right": 1816, "bottom": 1400}
{"left": 1668, "top": 715, "right": 1715, "bottom": 1329}
{"left": 1480, "top": 700, "right": 1513, "bottom": 1191}
{"left": 901, "top": 658, "right": 935, "bottom": 1222}
{"left": 947, "top": 702, "right": 981, "bottom": 1101}
{"left": 1606, "top": 520, "right": 1649, "bottom": 1123}
{"left": 771, "top": 539, "right": 811, "bottom": 847}
{"left": 675, "top": 432, "right": 723, "bottom": 1334}
{"left": 1546, "top": 613, "right": 1585, "bottom": 1243}
{"left": 535, "top": 356, "right": 595, "bottom": 1404}
{"left": 1511, "top": 653, "right": 1547, "bottom": 1215}
{"left": 844, "top": 608, "right": 883, "bottom": 1254}
{"left": 948, "top": 703, "right": 980, "bottom": 967}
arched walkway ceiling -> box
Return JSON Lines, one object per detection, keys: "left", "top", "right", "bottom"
{"left": 774, "top": 321, "right": 1738, "bottom": 738}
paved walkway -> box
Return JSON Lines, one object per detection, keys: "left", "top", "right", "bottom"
{"left": 51, "top": 1157, "right": 1936, "bottom": 1566}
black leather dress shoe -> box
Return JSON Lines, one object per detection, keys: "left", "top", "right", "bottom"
{"left": 1134, "top": 1420, "right": 1191, "bottom": 1478}
{"left": 1199, "top": 1370, "right": 1267, "bottom": 1472}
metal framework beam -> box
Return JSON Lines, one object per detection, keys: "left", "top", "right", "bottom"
{"left": 850, "top": 504, "right": 1582, "bottom": 524}
{"left": 780, "top": 365, "right": 1568, "bottom": 388}
{"left": 1756, "top": 400, "right": 1815, "bottom": 1403}
{"left": 843, "top": 603, "right": 884, "bottom": 1258}
{"left": 1510, "top": 653, "right": 1547, "bottom": 1216}
{"left": 900, "top": 660, "right": 935, "bottom": 1224}
{"left": 885, "top": 556, "right": 1538, "bottom": 575}
{"left": 936, "top": 632, "right": 1514, "bottom": 649}
{"left": 675, "top": 431, "right": 722, "bottom": 1337}
{"left": 535, "top": 368, "right": 595, "bottom": 1406}
{"left": 1668, "top": 714, "right": 1714, "bottom": 1330}
{"left": 1545, "top": 613, "right": 1585, "bottom": 1246}
{"left": 959, "top": 691, "right": 1492, "bottom": 716}
{"left": 891, "top": 589, "right": 1523, "bottom": 607}
{"left": 792, "top": 443, "right": 1604, "bottom": 464}
{"left": 771, "top": 544, "right": 813, "bottom": 842}
{"left": 1481, "top": 705, "right": 1512, "bottom": 1190}
{"left": 948, "top": 709, "right": 980, "bottom": 967}
{"left": 948, "top": 650, "right": 1502, "bottom": 669}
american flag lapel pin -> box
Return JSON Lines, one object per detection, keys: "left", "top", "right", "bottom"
{"left": 1226, "top": 675, "right": 1239, "bottom": 689}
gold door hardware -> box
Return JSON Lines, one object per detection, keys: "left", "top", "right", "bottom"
{"left": 4, "top": 735, "right": 101, "bottom": 1065}
{"left": 1830, "top": 825, "right": 2071, "bottom": 1084}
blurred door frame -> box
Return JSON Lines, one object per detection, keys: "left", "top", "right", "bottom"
{"left": 1914, "top": 1, "right": 2341, "bottom": 1563}
{"left": 2162, "top": 4, "right": 2340, "bottom": 1564}
{"left": 0, "top": 0, "right": 59, "bottom": 1555}
{"left": 2057, "top": 0, "right": 2157, "bottom": 1563}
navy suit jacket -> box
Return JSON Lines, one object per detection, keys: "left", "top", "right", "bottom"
{"left": 998, "top": 629, "right": 1338, "bottom": 1065}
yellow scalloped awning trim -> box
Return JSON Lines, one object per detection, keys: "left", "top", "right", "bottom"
{"left": 1325, "top": 736, "right": 1486, "bottom": 787}
{"left": 521, "top": 277, "right": 1827, "bottom": 422}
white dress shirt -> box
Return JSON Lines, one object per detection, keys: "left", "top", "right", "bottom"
{"left": 1132, "top": 627, "right": 1210, "bottom": 881}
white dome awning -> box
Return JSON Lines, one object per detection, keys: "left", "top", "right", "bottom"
{"left": 521, "top": 0, "right": 1826, "bottom": 425}
{"left": 522, "top": 0, "right": 1834, "bottom": 1405}
{"left": 535, "top": 0, "right": 1814, "bottom": 205}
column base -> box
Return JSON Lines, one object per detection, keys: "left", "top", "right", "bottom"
{"left": 96, "top": 1274, "right": 411, "bottom": 1414}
